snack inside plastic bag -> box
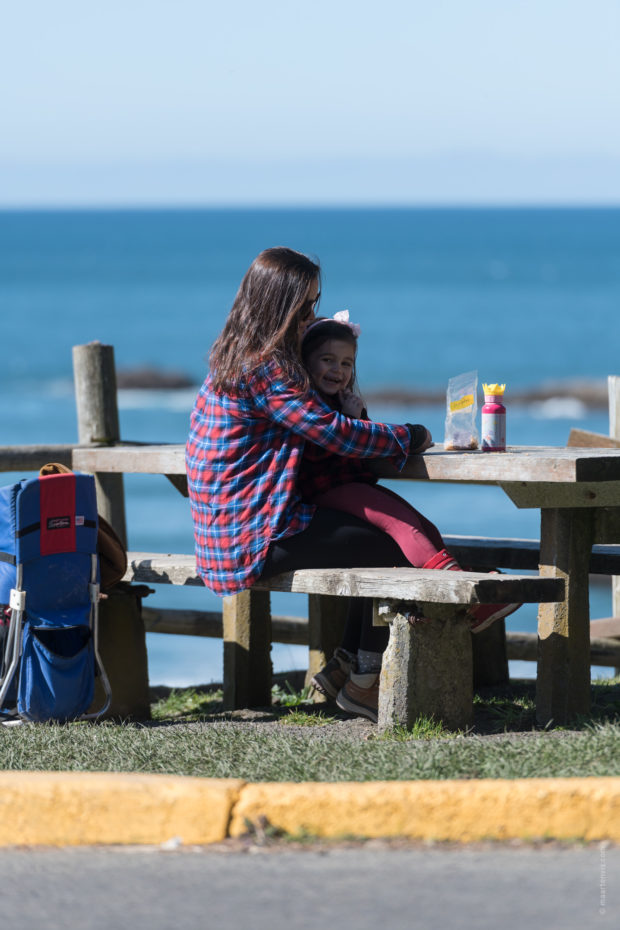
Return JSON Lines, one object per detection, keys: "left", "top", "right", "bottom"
{"left": 444, "top": 370, "right": 479, "bottom": 450}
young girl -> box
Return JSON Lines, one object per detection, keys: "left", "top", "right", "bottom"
{"left": 298, "top": 313, "right": 520, "bottom": 704}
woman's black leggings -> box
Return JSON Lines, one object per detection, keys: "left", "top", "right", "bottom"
{"left": 260, "top": 507, "right": 410, "bottom": 653}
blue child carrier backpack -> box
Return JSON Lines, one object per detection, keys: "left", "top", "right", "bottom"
{"left": 0, "top": 471, "right": 111, "bottom": 722}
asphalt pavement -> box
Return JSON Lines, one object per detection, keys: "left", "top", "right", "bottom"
{"left": 0, "top": 842, "right": 617, "bottom": 930}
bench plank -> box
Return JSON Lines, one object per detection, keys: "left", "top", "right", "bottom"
{"left": 254, "top": 567, "right": 563, "bottom": 603}
{"left": 125, "top": 552, "right": 202, "bottom": 586}
{"left": 123, "top": 553, "right": 564, "bottom": 605}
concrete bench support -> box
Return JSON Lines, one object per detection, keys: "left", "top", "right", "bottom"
{"left": 376, "top": 602, "right": 474, "bottom": 731}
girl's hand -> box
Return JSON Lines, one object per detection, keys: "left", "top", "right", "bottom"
{"left": 406, "top": 424, "right": 434, "bottom": 454}
{"left": 339, "top": 390, "right": 365, "bottom": 418}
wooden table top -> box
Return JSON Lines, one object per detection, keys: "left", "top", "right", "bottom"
{"left": 71, "top": 443, "right": 620, "bottom": 485}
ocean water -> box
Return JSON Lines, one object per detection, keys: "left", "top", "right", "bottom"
{"left": 1, "top": 207, "right": 619, "bottom": 686}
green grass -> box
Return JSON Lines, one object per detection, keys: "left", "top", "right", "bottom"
{"left": 151, "top": 687, "right": 224, "bottom": 720}
{"left": 379, "top": 717, "right": 459, "bottom": 741}
{"left": 3, "top": 716, "right": 620, "bottom": 782}
{"left": 2, "top": 678, "right": 620, "bottom": 782}
{"left": 280, "top": 708, "right": 338, "bottom": 726}
{"left": 473, "top": 683, "right": 538, "bottom": 731}
{"left": 271, "top": 682, "right": 314, "bottom": 707}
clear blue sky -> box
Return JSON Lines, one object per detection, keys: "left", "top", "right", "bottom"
{"left": 2, "top": 0, "right": 619, "bottom": 206}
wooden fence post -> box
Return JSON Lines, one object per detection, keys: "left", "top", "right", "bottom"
{"left": 72, "top": 342, "right": 127, "bottom": 547}
{"left": 610, "top": 376, "right": 620, "bottom": 622}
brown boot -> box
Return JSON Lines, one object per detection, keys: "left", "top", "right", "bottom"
{"left": 310, "top": 648, "right": 356, "bottom": 699}
{"left": 336, "top": 671, "right": 379, "bottom": 723}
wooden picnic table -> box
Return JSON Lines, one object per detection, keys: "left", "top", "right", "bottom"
{"left": 72, "top": 442, "right": 620, "bottom": 726}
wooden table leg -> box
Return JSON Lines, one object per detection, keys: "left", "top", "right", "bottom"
{"left": 377, "top": 601, "right": 473, "bottom": 731}
{"left": 472, "top": 621, "right": 509, "bottom": 688}
{"left": 536, "top": 507, "right": 594, "bottom": 726}
{"left": 222, "top": 590, "right": 272, "bottom": 709}
{"left": 305, "top": 594, "right": 348, "bottom": 700}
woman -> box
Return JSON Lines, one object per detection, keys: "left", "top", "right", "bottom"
{"left": 186, "top": 247, "right": 431, "bottom": 722}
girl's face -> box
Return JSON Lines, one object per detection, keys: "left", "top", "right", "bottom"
{"left": 306, "top": 338, "right": 356, "bottom": 396}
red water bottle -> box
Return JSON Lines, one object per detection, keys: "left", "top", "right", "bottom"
{"left": 481, "top": 383, "right": 506, "bottom": 452}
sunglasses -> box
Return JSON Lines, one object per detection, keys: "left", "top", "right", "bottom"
{"left": 301, "top": 292, "right": 321, "bottom": 319}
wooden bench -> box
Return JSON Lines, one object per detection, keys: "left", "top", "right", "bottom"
{"left": 123, "top": 552, "right": 563, "bottom": 730}
{"left": 134, "top": 536, "right": 620, "bottom": 694}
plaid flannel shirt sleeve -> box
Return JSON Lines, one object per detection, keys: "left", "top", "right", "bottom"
{"left": 253, "top": 367, "right": 411, "bottom": 467}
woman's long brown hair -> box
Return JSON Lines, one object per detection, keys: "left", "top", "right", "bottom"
{"left": 209, "top": 247, "right": 321, "bottom": 392}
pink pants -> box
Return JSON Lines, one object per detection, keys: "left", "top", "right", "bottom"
{"left": 313, "top": 483, "right": 445, "bottom": 567}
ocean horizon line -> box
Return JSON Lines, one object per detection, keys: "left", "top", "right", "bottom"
{"left": 2, "top": 203, "right": 620, "bottom": 214}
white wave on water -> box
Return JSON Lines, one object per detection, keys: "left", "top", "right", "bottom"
{"left": 14, "top": 379, "right": 198, "bottom": 412}
{"left": 47, "top": 378, "right": 75, "bottom": 397}
{"left": 528, "top": 397, "right": 588, "bottom": 419}
{"left": 117, "top": 388, "right": 197, "bottom": 411}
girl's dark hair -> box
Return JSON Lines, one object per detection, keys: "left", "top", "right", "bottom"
{"left": 209, "top": 247, "right": 320, "bottom": 391}
{"left": 300, "top": 318, "right": 362, "bottom": 409}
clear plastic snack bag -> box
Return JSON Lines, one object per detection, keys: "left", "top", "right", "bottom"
{"left": 444, "top": 370, "right": 479, "bottom": 450}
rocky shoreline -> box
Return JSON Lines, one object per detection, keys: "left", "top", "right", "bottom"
{"left": 116, "top": 368, "right": 610, "bottom": 409}
{"left": 116, "top": 366, "right": 197, "bottom": 390}
{"left": 365, "top": 379, "right": 610, "bottom": 409}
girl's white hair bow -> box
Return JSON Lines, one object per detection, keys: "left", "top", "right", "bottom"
{"left": 332, "top": 309, "right": 361, "bottom": 338}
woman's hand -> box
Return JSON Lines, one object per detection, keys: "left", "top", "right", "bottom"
{"left": 339, "top": 390, "right": 365, "bottom": 418}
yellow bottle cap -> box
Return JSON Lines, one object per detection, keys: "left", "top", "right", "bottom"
{"left": 482, "top": 383, "right": 506, "bottom": 395}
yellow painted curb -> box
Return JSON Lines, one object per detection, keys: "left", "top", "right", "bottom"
{"left": 0, "top": 772, "right": 243, "bottom": 847}
{"left": 3, "top": 773, "right": 620, "bottom": 846}
{"left": 231, "top": 778, "right": 620, "bottom": 843}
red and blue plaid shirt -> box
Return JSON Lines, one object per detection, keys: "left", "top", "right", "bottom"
{"left": 186, "top": 361, "right": 411, "bottom": 595}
